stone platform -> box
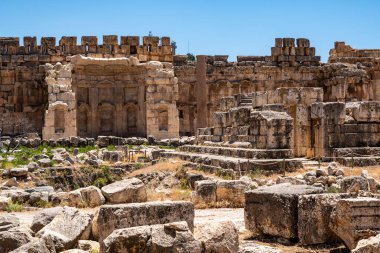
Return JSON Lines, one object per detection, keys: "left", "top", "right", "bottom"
{"left": 178, "top": 145, "right": 293, "bottom": 159}
{"left": 161, "top": 150, "right": 304, "bottom": 175}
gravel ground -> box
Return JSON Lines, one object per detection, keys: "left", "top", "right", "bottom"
{"left": 5, "top": 207, "right": 245, "bottom": 230}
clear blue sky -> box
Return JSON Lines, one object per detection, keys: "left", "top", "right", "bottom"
{"left": 2, "top": 0, "right": 379, "bottom": 62}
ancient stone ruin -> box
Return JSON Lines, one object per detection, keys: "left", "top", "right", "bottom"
{"left": 1, "top": 36, "right": 380, "bottom": 159}
{"left": 3, "top": 35, "right": 380, "bottom": 252}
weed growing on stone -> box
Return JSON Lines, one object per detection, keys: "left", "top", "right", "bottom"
{"left": 5, "top": 200, "right": 24, "bottom": 212}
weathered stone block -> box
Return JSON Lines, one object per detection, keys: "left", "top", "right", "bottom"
{"left": 194, "top": 180, "right": 217, "bottom": 203}
{"left": 298, "top": 193, "right": 348, "bottom": 245}
{"left": 101, "top": 178, "right": 147, "bottom": 204}
{"left": 330, "top": 197, "right": 380, "bottom": 250}
{"left": 216, "top": 180, "right": 250, "bottom": 206}
{"left": 103, "top": 222, "right": 201, "bottom": 253}
{"left": 245, "top": 183, "right": 324, "bottom": 239}
{"left": 95, "top": 201, "right": 194, "bottom": 244}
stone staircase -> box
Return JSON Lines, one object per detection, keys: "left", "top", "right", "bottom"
{"left": 161, "top": 144, "right": 305, "bottom": 175}
{"left": 238, "top": 94, "right": 253, "bottom": 107}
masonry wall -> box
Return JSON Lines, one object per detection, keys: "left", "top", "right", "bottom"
{"left": 0, "top": 35, "right": 173, "bottom": 137}
{"left": 175, "top": 38, "right": 371, "bottom": 136}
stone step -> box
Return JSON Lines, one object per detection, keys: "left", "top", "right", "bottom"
{"left": 161, "top": 150, "right": 304, "bottom": 173}
{"left": 178, "top": 145, "right": 293, "bottom": 159}
{"left": 335, "top": 156, "right": 380, "bottom": 167}
{"left": 239, "top": 103, "right": 252, "bottom": 107}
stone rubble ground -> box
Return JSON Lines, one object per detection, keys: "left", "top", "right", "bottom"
{"left": 2, "top": 140, "right": 380, "bottom": 252}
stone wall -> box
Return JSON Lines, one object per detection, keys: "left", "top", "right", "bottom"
{"left": 0, "top": 35, "right": 173, "bottom": 137}
{"left": 311, "top": 101, "right": 380, "bottom": 157}
{"left": 42, "top": 63, "right": 76, "bottom": 139}
{"left": 174, "top": 38, "right": 372, "bottom": 136}
{"left": 69, "top": 55, "right": 178, "bottom": 140}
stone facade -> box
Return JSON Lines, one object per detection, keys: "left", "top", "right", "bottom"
{"left": 2, "top": 35, "right": 380, "bottom": 155}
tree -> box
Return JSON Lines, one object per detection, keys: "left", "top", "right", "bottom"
{"left": 187, "top": 53, "right": 195, "bottom": 61}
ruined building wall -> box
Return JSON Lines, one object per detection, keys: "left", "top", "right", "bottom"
{"left": 175, "top": 38, "right": 371, "bottom": 136}
{"left": 329, "top": 41, "right": 380, "bottom": 101}
{"left": 43, "top": 55, "right": 178, "bottom": 140}
{"left": 0, "top": 35, "right": 173, "bottom": 136}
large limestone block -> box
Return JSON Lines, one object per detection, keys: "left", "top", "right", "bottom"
{"left": 96, "top": 201, "right": 194, "bottom": 244}
{"left": 9, "top": 238, "right": 53, "bottom": 253}
{"left": 298, "top": 193, "right": 348, "bottom": 245}
{"left": 352, "top": 233, "right": 380, "bottom": 253}
{"left": 31, "top": 206, "right": 64, "bottom": 233}
{"left": 0, "top": 214, "right": 20, "bottom": 231}
{"left": 79, "top": 186, "right": 105, "bottom": 207}
{"left": 194, "top": 180, "right": 217, "bottom": 204}
{"left": 36, "top": 206, "right": 92, "bottom": 252}
{"left": 244, "top": 183, "right": 324, "bottom": 239}
{"left": 238, "top": 241, "right": 283, "bottom": 253}
{"left": 194, "top": 220, "right": 239, "bottom": 253}
{"left": 0, "top": 226, "right": 33, "bottom": 253}
{"left": 216, "top": 180, "right": 250, "bottom": 206}
{"left": 101, "top": 178, "right": 147, "bottom": 204}
{"left": 330, "top": 198, "right": 380, "bottom": 250}
{"left": 103, "top": 222, "right": 201, "bottom": 253}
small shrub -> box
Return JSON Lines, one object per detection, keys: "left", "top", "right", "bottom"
{"left": 32, "top": 199, "right": 52, "bottom": 208}
{"left": 134, "top": 162, "right": 144, "bottom": 170}
{"left": 6, "top": 201, "right": 24, "bottom": 212}
{"left": 106, "top": 145, "right": 116, "bottom": 151}
{"left": 94, "top": 177, "right": 108, "bottom": 188}
{"left": 327, "top": 186, "right": 341, "bottom": 193}
{"left": 180, "top": 177, "right": 190, "bottom": 190}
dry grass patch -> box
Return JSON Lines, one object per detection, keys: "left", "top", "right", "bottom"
{"left": 127, "top": 159, "right": 185, "bottom": 178}
{"left": 147, "top": 188, "right": 192, "bottom": 202}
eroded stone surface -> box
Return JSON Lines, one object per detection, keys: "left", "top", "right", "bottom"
{"left": 244, "top": 183, "right": 324, "bottom": 239}
{"left": 330, "top": 197, "right": 380, "bottom": 250}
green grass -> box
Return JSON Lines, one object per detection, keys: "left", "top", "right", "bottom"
{"left": 106, "top": 145, "right": 116, "bottom": 151}
{"left": 31, "top": 199, "right": 52, "bottom": 208}
{"left": 91, "top": 249, "right": 99, "bottom": 253}
{"left": 66, "top": 145, "right": 97, "bottom": 154}
{"left": 5, "top": 201, "right": 24, "bottom": 212}
{"left": 159, "top": 145, "right": 176, "bottom": 150}
{"left": 0, "top": 144, "right": 99, "bottom": 170}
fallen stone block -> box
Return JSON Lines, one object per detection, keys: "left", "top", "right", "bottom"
{"left": 330, "top": 197, "right": 380, "bottom": 250}
{"left": 238, "top": 241, "right": 283, "bottom": 253}
{"left": 339, "top": 176, "right": 377, "bottom": 193}
{"left": 194, "top": 220, "right": 239, "bottom": 253}
{"left": 194, "top": 180, "right": 217, "bottom": 204}
{"left": 0, "top": 226, "right": 33, "bottom": 253}
{"left": 78, "top": 186, "right": 105, "bottom": 207}
{"left": 101, "top": 178, "right": 147, "bottom": 204}
{"left": 9, "top": 167, "right": 28, "bottom": 177}
{"left": 352, "top": 233, "right": 380, "bottom": 253}
{"left": 0, "top": 214, "right": 20, "bottom": 231}
{"left": 245, "top": 183, "right": 324, "bottom": 239}
{"left": 36, "top": 206, "right": 92, "bottom": 252}
{"left": 103, "top": 222, "right": 201, "bottom": 253}
{"left": 95, "top": 201, "right": 194, "bottom": 245}
{"left": 78, "top": 240, "right": 100, "bottom": 252}
{"left": 216, "top": 180, "right": 250, "bottom": 206}
{"left": 298, "top": 193, "right": 348, "bottom": 245}
{"left": 31, "top": 206, "right": 64, "bottom": 233}
{"left": 9, "top": 238, "right": 53, "bottom": 253}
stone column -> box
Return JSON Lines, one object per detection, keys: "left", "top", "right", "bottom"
{"left": 89, "top": 87, "right": 98, "bottom": 137}
{"left": 372, "top": 71, "right": 380, "bottom": 101}
{"left": 114, "top": 86, "right": 123, "bottom": 136}
{"left": 196, "top": 55, "right": 208, "bottom": 129}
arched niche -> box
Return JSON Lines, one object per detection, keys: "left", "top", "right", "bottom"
{"left": 98, "top": 103, "right": 115, "bottom": 135}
